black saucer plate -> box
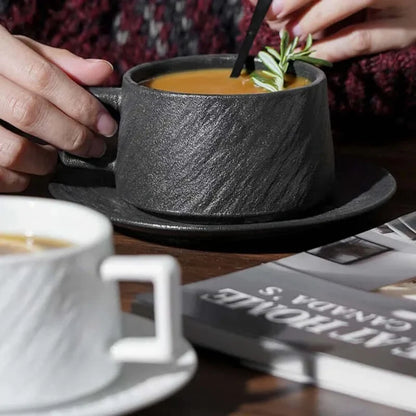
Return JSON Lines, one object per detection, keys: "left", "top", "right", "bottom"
{"left": 49, "top": 157, "right": 396, "bottom": 243}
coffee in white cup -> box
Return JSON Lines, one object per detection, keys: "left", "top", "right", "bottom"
{"left": 0, "top": 196, "right": 181, "bottom": 411}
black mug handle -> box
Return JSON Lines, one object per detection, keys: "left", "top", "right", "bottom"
{"left": 59, "top": 87, "right": 122, "bottom": 172}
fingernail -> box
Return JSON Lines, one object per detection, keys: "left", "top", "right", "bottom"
{"left": 271, "top": 0, "right": 283, "bottom": 17}
{"left": 97, "top": 112, "right": 118, "bottom": 137}
{"left": 292, "top": 24, "right": 302, "bottom": 37}
{"left": 86, "top": 59, "right": 114, "bottom": 71}
{"left": 88, "top": 139, "right": 107, "bottom": 158}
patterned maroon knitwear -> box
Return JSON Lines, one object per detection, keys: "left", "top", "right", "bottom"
{"left": 240, "top": 2, "right": 416, "bottom": 136}
{"left": 0, "top": 0, "right": 414, "bottom": 135}
{"left": 0, "top": 0, "right": 242, "bottom": 85}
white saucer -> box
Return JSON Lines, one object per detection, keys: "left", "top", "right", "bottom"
{"left": 14, "top": 313, "right": 197, "bottom": 416}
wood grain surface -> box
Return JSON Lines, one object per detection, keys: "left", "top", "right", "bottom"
{"left": 27, "top": 134, "right": 416, "bottom": 416}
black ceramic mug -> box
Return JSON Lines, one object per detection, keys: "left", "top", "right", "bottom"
{"left": 62, "top": 54, "right": 334, "bottom": 223}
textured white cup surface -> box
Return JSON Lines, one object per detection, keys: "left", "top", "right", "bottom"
{"left": 0, "top": 197, "right": 121, "bottom": 410}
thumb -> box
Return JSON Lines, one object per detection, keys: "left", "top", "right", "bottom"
{"left": 15, "top": 35, "right": 114, "bottom": 85}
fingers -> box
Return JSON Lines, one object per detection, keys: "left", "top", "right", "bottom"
{"left": 0, "top": 167, "right": 30, "bottom": 193}
{"left": 247, "top": 0, "right": 289, "bottom": 20}
{"left": 252, "top": 0, "right": 416, "bottom": 61}
{"left": 269, "top": 0, "right": 313, "bottom": 20}
{"left": 248, "top": 0, "right": 280, "bottom": 20}
{"left": 15, "top": 36, "right": 114, "bottom": 86}
{"left": 311, "top": 20, "right": 414, "bottom": 62}
{"left": 288, "top": 0, "right": 374, "bottom": 38}
{"left": 0, "top": 73, "right": 107, "bottom": 158}
{"left": 0, "top": 125, "right": 57, "bottom": 193}
{"left": 0, "top": 26, "right": 117, "bottom": 139}
{"left": 0, "top": 26, "right": 116, "bottom": 194}
{"left": 0, "top": 125, "right": 57, "bottom": 175}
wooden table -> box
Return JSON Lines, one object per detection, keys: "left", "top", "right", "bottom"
{"left": 29, "top": 131, "right": 416, "bottom": 415}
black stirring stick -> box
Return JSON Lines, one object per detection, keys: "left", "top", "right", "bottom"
{"left": 230, "top": 0, "right": 273, "bottom": 78}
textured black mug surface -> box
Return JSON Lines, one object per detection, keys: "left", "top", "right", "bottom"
{"left": 64, "top": 55, "right": 334, "bottom": 223}
{"left": 114, "top": 55, "right": 334, "bottom": 223}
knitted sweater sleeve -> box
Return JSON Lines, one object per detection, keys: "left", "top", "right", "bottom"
{"left": 240, "top": 1, "right": 416, "bottom": 133}
{"left": 0, "top": 0, "right": 242, "bottom": 85}
{"left": 0, "top": 0, "right": 414, "bottom": 132}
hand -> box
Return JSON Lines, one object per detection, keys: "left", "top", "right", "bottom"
{"left": 0, "top": 26, "right": 117, "bottom": 192}
{"left": 249, "top": 0, "right": 416, "bottom": 62}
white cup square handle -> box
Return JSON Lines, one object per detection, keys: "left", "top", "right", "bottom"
{"left": 100, "top": 255, "right": 182, "bottom": 363}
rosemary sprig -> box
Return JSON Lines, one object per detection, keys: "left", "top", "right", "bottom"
{"left": 251, "top": 30, "right": 332, "bottom": 92}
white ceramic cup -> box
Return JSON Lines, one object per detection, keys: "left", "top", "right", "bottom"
{"left": 0, "top": 196, "right": 181, "bottom": 411}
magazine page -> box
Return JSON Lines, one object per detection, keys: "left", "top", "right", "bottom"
{"left": 277, "top": 212, "right": 416, "bottom": 291}
{"left": 132, "top": 211, "right": 416, "bottom": 412}
{"left": 180, "top": 263, "right": 416, "bottom": 373}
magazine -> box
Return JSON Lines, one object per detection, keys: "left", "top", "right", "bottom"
{"left": 133, "top": 212, "right": 416, "bottom": 413}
